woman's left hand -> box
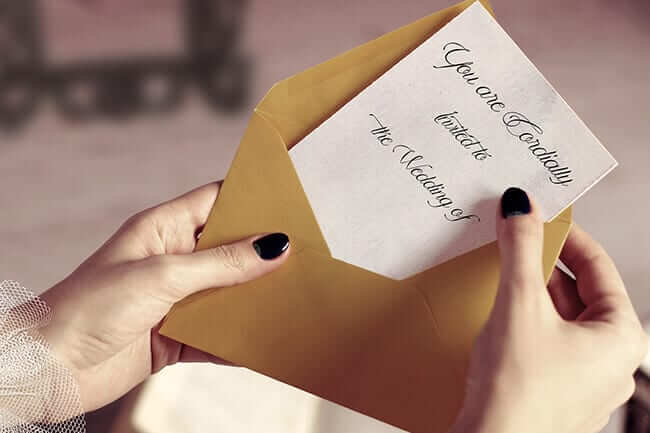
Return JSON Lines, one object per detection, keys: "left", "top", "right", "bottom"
{"left": 41, "top": 182, "right": 291, "bottom": 412}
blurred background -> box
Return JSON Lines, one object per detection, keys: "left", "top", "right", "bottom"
{"left": 0, "top": 0, "right": 649, "bottom": 432}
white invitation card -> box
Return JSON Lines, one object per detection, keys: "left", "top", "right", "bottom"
{"left": 290, "top": 2, "right": 616, "bottom": 279}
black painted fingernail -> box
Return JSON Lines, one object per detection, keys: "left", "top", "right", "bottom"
{"left": 501, "top": 187, "right": 531, "bottom": 218}
{"left": 253, "top": 233, "right": 290, "bottom": 260}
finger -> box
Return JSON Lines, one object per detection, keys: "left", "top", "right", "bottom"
{"left": 547, "top": 266, "right": 585, "bottom": 320}
{"left": 496, "top": 187, "right": 547, "bottom": 297}
{"left": 153, "top": 182, "right": 222, "bottom": 252}
{"left": 159, "top": 182, "right": 222, "bottom": 230}
{"left": 151, "top": 322, "right": 235, "bottom": 371}
{"left": 154, "top": 232, "right": 290, "bottom": 300}
{"left": 559, "top": 223, "right": 631, "bottom": 311}
{"left": 179, "top": 345, "right": 236, "bottom": 366}
{"left": 585, "top": 415, "right": 610, "bottom": 433}
{"left": 104, "top": 182, "right": 222, "bottom": 262}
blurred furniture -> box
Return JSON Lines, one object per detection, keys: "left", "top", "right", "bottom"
{"left": 0, "top": 0, "right": 250, "bottom": 129}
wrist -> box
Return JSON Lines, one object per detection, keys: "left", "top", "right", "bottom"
{"left": 40, "top": 284, "right": 85, "bottom": 370}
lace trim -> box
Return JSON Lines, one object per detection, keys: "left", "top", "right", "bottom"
{"left": 0, "top": 280, "right": 86, "bottom": 432}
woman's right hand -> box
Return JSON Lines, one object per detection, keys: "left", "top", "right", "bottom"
{"left": 449, "top": 187, "right": 648, "bottom": 433}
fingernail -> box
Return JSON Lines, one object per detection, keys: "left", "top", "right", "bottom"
{"left": 253, "top": 233, "right": 290, "bottom": 260}
{"left": 501, "top": 187, "right": 531, "bottom": 218}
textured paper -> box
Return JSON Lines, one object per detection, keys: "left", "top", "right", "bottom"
{"left": 290, "top": 1, "right": 616, "bottom": 279}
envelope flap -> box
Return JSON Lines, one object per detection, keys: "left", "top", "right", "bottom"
{"left": 195, "top": 111, "right": 330, "bottom": 254}
{"left": 257, "top": 0, "right": 493, "bottom": 149}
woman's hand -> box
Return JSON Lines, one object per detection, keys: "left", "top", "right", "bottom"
{"left": 449, "top": 187, "right": 648, "bottom": 433}
{"left": 40, "top": 183, "right": 290, "bottom": 412}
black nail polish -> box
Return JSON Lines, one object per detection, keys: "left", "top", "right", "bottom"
{"left": 501, "top": 187, "right": 531, "bottom": 218}
{"left": 253, "top": 233, "right": 290, "bottom": 260}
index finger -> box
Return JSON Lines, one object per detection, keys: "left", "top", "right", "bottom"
{"left": 560, "top": 223, "right": 631, "bottom": 312}
{"left": 157, "top": 181, "right": 222, "bottom": 231}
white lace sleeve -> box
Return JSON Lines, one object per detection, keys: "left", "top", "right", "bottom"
{"left": 0, "top": 280, "right": 86, "bottom": 432}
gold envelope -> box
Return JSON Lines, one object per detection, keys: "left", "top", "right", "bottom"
{"left": 160, "top": 1, "right": 572, "bottom": 431}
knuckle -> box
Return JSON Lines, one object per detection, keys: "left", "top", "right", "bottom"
{"left": 501, "top": 222, "right": 543, "bottom": 254}
{"left": 497, "top": 279, "right": 547, "bottom": 319}
{"left": 126, "top": 210, "right": 149, "bottom": 226}
{"left": 581, "top": 251, "right": 607, "bottom": 271}
{"left": 502, "top": 275, "right": 535, "bottom": 294}
{"left": 211, "top": 244, "right": 247, "bottom": 273}
{"left": 571, "top": 242, "right": 609, "bottom": 273}
{"left": 499, "top": 263, "right": 545, "bottom": 299}
{"left": 148, "top": 255, "right": 181, "bottom": 289}
{"left": 125, "top": 208, "right": 156, "bottom": 232}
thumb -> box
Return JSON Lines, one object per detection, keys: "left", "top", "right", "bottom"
{"left": 153, "top": 232, "right": 290, "bottom": 301}
{"left": 496, "top": 187, "right": 547, "bottom": 305}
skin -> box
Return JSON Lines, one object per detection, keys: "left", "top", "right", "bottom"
{"left": 40, "top": 182, "right": 290, "bottom": 412}
{"left": 449, "top": 195, "right": 648, "bottom": 433}
{"left": 40, "top": 183, "right": 647, "bottom": 431}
